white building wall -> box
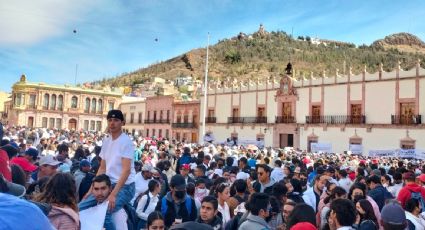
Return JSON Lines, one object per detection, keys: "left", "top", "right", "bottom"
{"left": 267, "top": 90, "right": 278, "bottom": 121}
{"left": 324, "top": 85, "right": 347, "bottom": 115}
{"left": 241, "top": 92, "right": 256, "bottom": 116}
{"left": 399, "top": 79, "right": 415, "bottom": 98}
{"left": 216, "top": 94, "right": 231, "bottom": 123}
{"left": 206, "top": 125, "right": 274, "bottom": 147}
{"left": 350, "top": 83, "right": 362, "bottom": 100}
{"left": 296, "top": 88, "right": 309, "bottom": 123}
{"left": 420, "top": 79, "right": 425, "bottom": 116}
{"left": 311, "top": 87, "right": 321, "bottom": 102}
{"left": 207, "top": 95, "right": 215, "bottom": 107}
{"left": 258, "top": 91, "right": 266, "bottom": 105}
{"left": 300, "top": 127, "right": 425, "bottom": 154}
{"left": 365, "top": 81, "right": 395, "bottom": 124}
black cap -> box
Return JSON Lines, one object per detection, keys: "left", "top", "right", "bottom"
{"left": 170, "top": 174, "right": 186, "bottom": 190}
{"left": 107, "top": 110, "right": 124, "bottom": 121}
{"left": 317, "top": 166, "right": 325, "bottom": 175}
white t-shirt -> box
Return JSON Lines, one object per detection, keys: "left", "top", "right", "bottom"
{"left": 218, "top": 202, "right": 231, "bottom": 225}
{"left": 100, "top": 133, "right": 136, "bottom": 184}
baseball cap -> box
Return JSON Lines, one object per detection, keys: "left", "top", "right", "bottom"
{"left": 290, "top": 222, "right": 317, "bottom": 230}
{"left": 381, "top": 203, "right": 406, "bottom": 225}
{"left": 417, "top": 174, "right": 425, "bottom": 183}
{"left": 0, "top": 144, "right": 19, "bottom": 158}
{"left": 141, "top": 164, "right": 155, "bottom": 173}
{"left": 79, "top": 160, "right": 91, "bottom": 169}
{"left": 107, "top": 110, "right": 124, "bottom": 121}
{"left": 170, "top": 174, "right": 186, "bottom": 190}
{"left": 38, "top": 155, "right": 61, "bottom": 166}
{"left": 10, "top": 157, "right": 37, "bottom": 172}
{"left": 180, "top": 164, "right": 190, "bottom": 170}
{"left": 24, "top": 147, "right": 39, "bottom": 160}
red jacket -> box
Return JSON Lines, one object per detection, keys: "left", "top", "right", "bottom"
{"left": 0, "top": 149, "right": 11, "bottom": 181}
{"left": 397, "top": 183, "right": 425, "bottom": 208}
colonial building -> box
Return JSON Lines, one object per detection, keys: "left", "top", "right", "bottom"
{"left": 144, "top": 95, "right": 173, "bottom": 139}
{"left": 172, "top": 100, "right": 199, "bottom": 142}
{"left": 199, "top": 77, "right": 278, "bottom": 146}
{"left": 200, "top": 61, "right": 425, "bottom": 154}
{"left": 6, "top": 75, "right": 122, "bottom": 131}
{"left": 119, "top": 97, "right": 146, "bottom": 136}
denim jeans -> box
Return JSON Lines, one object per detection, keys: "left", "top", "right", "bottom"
{"left": 79, "top": 182, "right": 135, "bottom": 230}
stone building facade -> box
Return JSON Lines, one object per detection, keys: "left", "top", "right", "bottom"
{"left": 6, "top": 75, "right": 122, "bottom": 131}
{"left": 200, "top": 61, "right": 425, "bottom": 154}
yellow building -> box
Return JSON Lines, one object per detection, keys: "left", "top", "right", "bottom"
{"left": 7, "top": 75, "right": 122, "bottom": 130}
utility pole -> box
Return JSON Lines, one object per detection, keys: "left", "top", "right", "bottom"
{"left": 200, "top": 33, "right": 210, "bottom": 144}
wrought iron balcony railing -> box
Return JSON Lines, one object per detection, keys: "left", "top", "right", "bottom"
{"left": 172, "top": 123, "right": 196, "bottom": 128}
{"left": 305, "top": 115, "right": 366, "bottom": 124}
{"left": 144, "top": 119, "right": 170, "bottom": 124}
{"left": 227, "top": 116, "right": 267, "bottom": 124}
{"left": 205, "top": 117, "right": 217, "bottom": 123}
{"left": 275, "top": 116, "right": 296, "bottom": 123}
{"left": 391, "top": 115, "right": 421, "bottom": 125}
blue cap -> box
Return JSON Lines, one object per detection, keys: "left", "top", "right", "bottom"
{"left": 79, "top": 160, "right": 91, "bottom": 169}
{"left": 24, "top": 148, "right": 39, "bottom": 159}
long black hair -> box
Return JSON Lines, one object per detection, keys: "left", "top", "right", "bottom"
{"left": 286, "top": 203, "right": 316, "bottom": 229}
{"left": 147, "top": 211, "right": 164, "bottom": 229}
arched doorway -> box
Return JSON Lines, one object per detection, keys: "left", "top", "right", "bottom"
{"left": 68, "top": 118, "right": 77, "bottom": 130}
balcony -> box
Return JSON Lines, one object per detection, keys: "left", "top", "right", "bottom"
{"left": 305, "top": 115, "right": 366, "bottom": 124}
{"left": 391, "top": 115, "right": 422, "bottom": 125}
{"left": 227, "top": 116, "right": 268, "bottom": 124}
{"left": 172, "top": 123, "right": 196, "bottom": 128}
{"left": 275, "top": 116, "right": 296, "bottom": 123}
{"left": 144, "top": 119, "right": 170, "bottom": 124}
{"left": 26, "top": 105, "right": 37, "bottom": 110}
{"left": 205, "top": 117, "right": 217, "bottom": 123}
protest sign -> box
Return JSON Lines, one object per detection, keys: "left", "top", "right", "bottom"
{"left": 80, "top": 201, "right": 109, "bottom": 230}
{"left": 311, "top": 142, "right": 332, "bottom": 153}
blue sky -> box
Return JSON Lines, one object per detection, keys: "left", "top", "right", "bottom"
{"left": 0, "top": 0, "right": 424, "bottom": 92}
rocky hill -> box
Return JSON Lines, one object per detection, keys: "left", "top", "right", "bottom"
{"left": 371, "top": 33, "right": 425, "bottom": 53}
{"left": 93, "top": 27, "right": 425, "bottom": 87}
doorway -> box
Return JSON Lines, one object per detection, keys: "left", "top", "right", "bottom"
{"left": 27, "top": 117, "right": 34, "bottom": 128}
{"left": 68, "top": 118, "right": 77, "bottom": 130}
{"left": 279, "top": 134, "right": 294, "bottom": 148}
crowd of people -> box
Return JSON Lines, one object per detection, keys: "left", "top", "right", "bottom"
{"left": 2, "top": 109, "right": 425, "bottom": 230}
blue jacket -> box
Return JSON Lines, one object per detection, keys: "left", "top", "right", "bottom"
{"left": 367, "top": 185, "right": 393, "bottom": 211}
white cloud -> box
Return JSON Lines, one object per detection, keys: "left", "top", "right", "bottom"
{"left": 0, "top": 0, "right": 99, "bottom": 46}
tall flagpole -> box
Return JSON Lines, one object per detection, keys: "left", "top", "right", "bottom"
{"left": 201, "top": 33, "right": 210, "bottom": 144}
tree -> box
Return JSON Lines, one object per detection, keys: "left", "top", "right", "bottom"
{"left": 306, "top": 36, "right": 311, "bottom": 43}
{"left": 224, "top": 50, "right": 242, "bottom": 64}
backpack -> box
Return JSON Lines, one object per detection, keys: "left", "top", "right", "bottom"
{"left": 234, "top": 195, "right": 244, "bottom": 204}
{"left": 122, "top": 203, "right": 138, "bottom": 230}
{"left": 161, "top": 195, "right": 192, "bottom": 217}
{"left": 409, "top": 188, "right": 425, "bottom": 211}
{"left": 78, "top": 173, "right": 95, "bottom": 201}
{"left": 132, "top": 193, "right": 151, "bottom": 229}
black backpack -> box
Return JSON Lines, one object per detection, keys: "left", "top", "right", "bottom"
{"left": 78, "top": 173, "right": 95, "bottom": 201}
{"left": 122, "top": 203, "right": 138, "bottom": 230}
{"left": 131, "top": 193, "right": 151, "bottom": 229}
